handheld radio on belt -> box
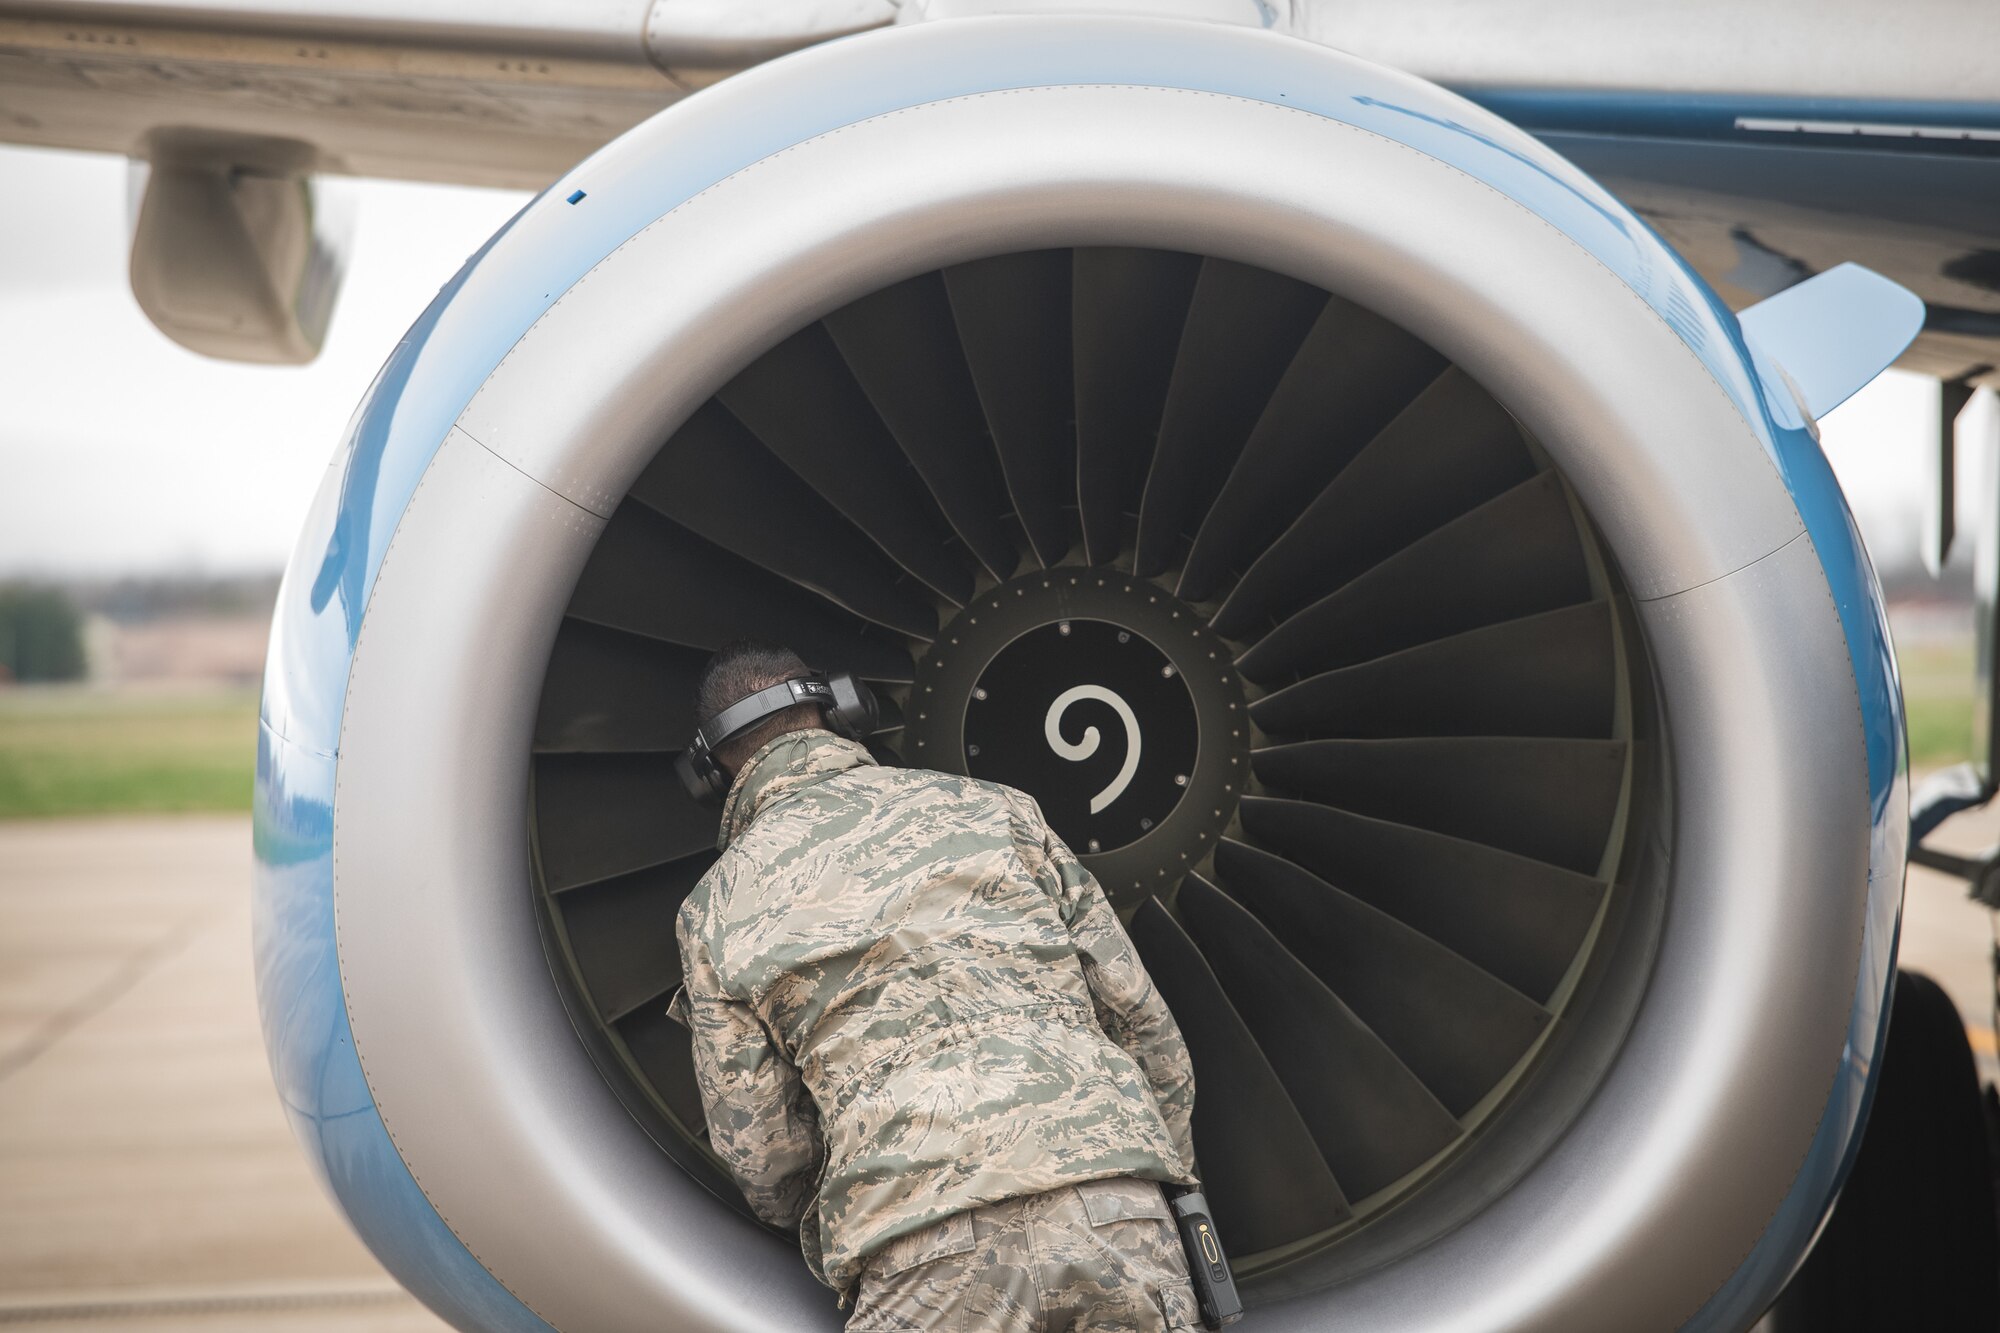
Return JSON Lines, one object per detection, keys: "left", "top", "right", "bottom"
{"left": 1164, "top": 1185, "right": 1244, "bottom": 1328}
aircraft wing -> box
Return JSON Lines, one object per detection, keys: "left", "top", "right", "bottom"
{"left": 0, "top": 1, "right": 894, "bottom": 187}
{"left": 4, "top": 0, "right": 1997, "bottom": 376}
{"left": 1334, "top": 0, "right": 2000, "bottom": 390}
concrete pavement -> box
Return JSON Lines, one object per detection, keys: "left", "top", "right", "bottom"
{"left": 0, "top": 818, "right": 447, "bottom": 1331}
{"left": 1900, "top": 792, "right": 2000, "bottom": 1087}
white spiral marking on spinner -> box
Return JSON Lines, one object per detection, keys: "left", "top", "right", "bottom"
{"left": 1045, "top": 685, "right": 1143, "bottom": 814}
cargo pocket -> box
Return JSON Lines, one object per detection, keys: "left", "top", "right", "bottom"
{"left": 873, "top": 1211, "right": 977, "bottom": 1277}
{"left": 845, "top": 1212, "right": 978, "bottom": 1331}
{"left": 1155, "top": 1278, "right": 1202, "bottom": 1330}
{"left": 1077, "top": 1177, "right": 1173, "bottom": 1227}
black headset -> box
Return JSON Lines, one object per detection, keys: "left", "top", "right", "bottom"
{"left": 675, "top": 671, "right": 879, "bottom": 803}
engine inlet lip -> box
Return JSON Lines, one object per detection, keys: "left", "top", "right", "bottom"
{"left": 319, "top": 31, "right": 1878, "bottom": 1333}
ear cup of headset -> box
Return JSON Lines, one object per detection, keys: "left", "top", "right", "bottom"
{"left": 825, "top": 673, "right": 879, "bottom": 740}
{"left": 675, "top": 748, "right": 729, "bottom": 804}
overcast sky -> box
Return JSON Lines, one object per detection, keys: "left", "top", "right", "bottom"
{"left": 0, "top": 144, "right": 527, "bottom": 577}
{"left": 0, "top": 142, "right": 1964, "bottom": 581}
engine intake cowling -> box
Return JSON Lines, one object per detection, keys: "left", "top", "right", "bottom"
{"left": 254, "top": 15, "right": 1902, "bottom": 1333}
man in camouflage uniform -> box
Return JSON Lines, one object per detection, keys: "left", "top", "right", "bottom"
{"left": 669, "top": 641, "right": 1205, "bottom": 1330}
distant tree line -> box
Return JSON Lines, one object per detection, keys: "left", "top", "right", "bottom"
{"left": 67, "top": 572, "right": 281, "bottom": 623}
{"left": 0, "top": 584, "right": 87, "bottom": 683}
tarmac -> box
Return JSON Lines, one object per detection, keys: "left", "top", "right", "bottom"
{"left": 0, "top": 818, "right": 448, "bottom": 1331}
{"left": 0, "top": 812, "right": 1994, "bottom": 1331}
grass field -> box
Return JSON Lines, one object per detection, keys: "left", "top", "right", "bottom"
{"left": 0, "top": 632, "right": 1983, "bottom": 820}
{"left": 0, "top": 686, "right": 258, "bottom": 819}
{"left": 1901, "top": 637, "right": 1979, "bottom": 772}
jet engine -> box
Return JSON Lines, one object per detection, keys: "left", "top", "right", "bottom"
{"left": 253, "top": 14, "right": 1909, "bottom": 1331}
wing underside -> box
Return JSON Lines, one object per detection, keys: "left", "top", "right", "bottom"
{"left": 4, "top": 0, "right": 1999, "bottom": 380}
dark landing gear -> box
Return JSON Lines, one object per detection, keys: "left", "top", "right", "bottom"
{"left": 1761, "top": 971, "right": 2000, "bottom": 1332}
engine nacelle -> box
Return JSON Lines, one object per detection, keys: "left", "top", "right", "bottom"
{"left": 253, "top": 15, "right": 1906, "bottom": 1331}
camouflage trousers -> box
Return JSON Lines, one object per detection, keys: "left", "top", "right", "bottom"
{"left": 844, "top": 1177, "right": 1204, "bottom": 1332}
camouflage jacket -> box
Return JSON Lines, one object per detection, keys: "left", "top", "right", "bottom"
{"left": 668, "top": 729, "right": 1198, "bottom": 1296}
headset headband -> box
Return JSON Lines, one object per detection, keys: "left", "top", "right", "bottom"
{"left": 696, "top": 677, "right": 836, "bottom": 755}
{"left": 675, "top": 671, "right": 879, "bottom": 803}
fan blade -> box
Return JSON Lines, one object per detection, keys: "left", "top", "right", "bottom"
{"left": 944, "top": 250, "right": 1077, "bottom": 567}
{"left": 1178, "top": 874, "right": 1460, "bottom": 1201}
{"left": 618, "top": 1006, "right": 711, "bottom": 1141}
{"left": 1212, "top": 840, "right": 1551, "bottom": 1118}
{"left": 1134, "top": 260, "right": 1327, "bottom": 576}
{"left": 719, "top": 322, "right": 973, "bottom": 605}
{"left": 534, "top": 752, "right": 716, "bottom": 892}
{"left": 1235, "top": 471, "right": 1590, "bottom": 686}
{"left": 870, "top": 691, "right": 905, "bottom": 735}
{"left": 567, "top": 504, "right": 914, "bottom": 683}
{"left": 1251, "top": 601, "right": 1616, "bottom": 742}
{"left": 1239, "top": 797, "right": 1605, "bottom": 1005}
{"left": 1179, "top": 298, "right": 1447, "bottom": 602}
{"left": 1072, "top": 247, "right": 1203, "bottom": 567}
{"left": 557, "top": 854, "right": 716, "bottom": 1022}
{"left": 1252, "top": 737, "right": 1628, "bottom": 875}
{"left": 1128, "top": 900, "right": 1351, "bottom": 1252}
{"left": 535, "top": 619, "right": 705, "bottom": 754}
{"left": 824, "top": 273, "right": 1021, "bottom": 582}
{"left": 1213, "top": 368, "right": 1536, "bottom": 639}
{"left": 632, "top": 400, "right": 937, "bottom": 640}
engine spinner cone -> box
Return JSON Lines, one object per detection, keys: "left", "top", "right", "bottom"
{"left": 904, "top": 568, "right": 1249, "bottom": 904}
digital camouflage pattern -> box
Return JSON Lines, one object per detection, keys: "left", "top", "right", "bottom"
{"left": 843, "top": 1177, "right": 1202, "bottom": 1331}
{"left": 668, "top": 729, "right": 1199, "bottom": 1299}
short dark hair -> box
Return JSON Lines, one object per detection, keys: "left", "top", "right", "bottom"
{"left": 692, "top": 640, "right": 823, "bottom": 778}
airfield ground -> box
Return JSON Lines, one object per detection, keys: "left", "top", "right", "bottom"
{"left": 0, "top": 688, "right": 257, "bottom": 820}
{"left": 0, "top": 814, "right": 1993, "bottom": 1331}
{"left": 0, "top": 818, "right": 450, "bottom": 1331}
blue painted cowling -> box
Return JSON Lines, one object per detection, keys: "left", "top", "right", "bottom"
{"left": 255, "top": 15, "right": 1908, "bottom": 1332}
